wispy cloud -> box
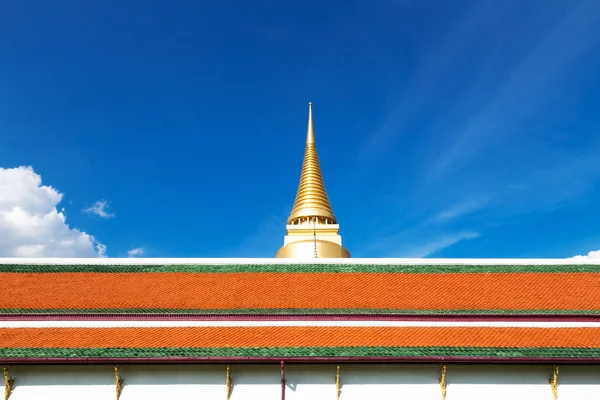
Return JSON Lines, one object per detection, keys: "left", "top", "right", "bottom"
{"left": 359, "top": 1, "right": 518, "bottom": 162}
{"left": 83, "top": 200, "right": 115, "bottom": 219}
{"left": 357, "top": 226, "right": 480, "bottom": 258}
{"left": 429, "top": 1, "right": 600, "bottom": 178}
{"left": 403, "top": 232, "right": 481, "bottom": 258}
{"left": 127, "top": 247, "right": 144, "bottom": 257}
{"left": 434, "top": 197, "right": 490, "bottom": 222}
{"left": 357, "top": 1, "right": 600, "bottom": 258}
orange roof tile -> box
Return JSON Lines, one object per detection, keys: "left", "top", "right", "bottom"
{"left": 1, "top": 271, "right": 600, "bottom": 314}
{"left": 1, "top": 326, "right": 600, "bottom": 350}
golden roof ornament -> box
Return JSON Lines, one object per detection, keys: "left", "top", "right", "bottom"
{"left": 287, "top": 102, "right": 337, "bottom": 224}
{"left": 275, "top": 103, "right": 350, "bottom": 258}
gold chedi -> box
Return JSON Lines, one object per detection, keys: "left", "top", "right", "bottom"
{"left": 275, "top": 103, "right": 350, "bottom": 258}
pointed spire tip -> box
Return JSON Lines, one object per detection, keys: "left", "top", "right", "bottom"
{"left": 307, "top": 102, "right": 314, "bottom": 143}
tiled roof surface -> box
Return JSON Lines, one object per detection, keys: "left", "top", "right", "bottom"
{"left": 1, "top": 264, "right": 600, "bottom": 315}
{"left": 2, "top": 326, "right": 600, "bottom": 359}
{"left": 3, "top": 262, "right": 600, "bottom": 361}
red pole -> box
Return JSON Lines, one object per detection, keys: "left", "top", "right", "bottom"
{"left": 281, "top": 360, "right": 285, "bottom": 400}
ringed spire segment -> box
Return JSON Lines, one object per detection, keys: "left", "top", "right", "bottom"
{"left": 287, "top": 103, "right": 337, "bottom": 224}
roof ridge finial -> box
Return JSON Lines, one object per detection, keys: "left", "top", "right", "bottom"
{"left": 307, "top": 102, "right": 314, "bottom": 143}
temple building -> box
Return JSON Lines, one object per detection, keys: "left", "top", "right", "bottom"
{"left": 1, "top": 104, "right": 600, "bottom": 399}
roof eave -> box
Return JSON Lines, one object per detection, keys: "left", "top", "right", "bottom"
{"left": 1, "top": 257, "right": 599, "bottom": 265}
{"left": 4, "top": 356, "right": 600, "bottom": 365}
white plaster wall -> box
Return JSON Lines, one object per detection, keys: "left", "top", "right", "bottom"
{"left": 5, "top": 363, "right": 600, "bottom": 400}
{"left": 228, "top": 364, "right": 281, "bottom": 400}
{"left": 441, "top": 365, "right": 600, "bottom": 400}
{"left": 7, "top": 365, "right": 113, "bottom": 400}
{"left": 337, "top": 364, "right": 440, "bottom": 400}
{"left": 446, "top": 365, "right": 552, "bottom": 400}
{"left": 285, "top": 365, "right": 337, "bottom": 400}
{"left": 117, "top": 365, "right": 223, "bottom": 400}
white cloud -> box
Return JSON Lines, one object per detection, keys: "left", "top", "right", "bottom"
{"left": 0, "top": 166, "right": 106, "bottom": 257}
{"left": 83, "top": 200, "right": 115, "bottom": 219}
{"left": 127, "top": 247, "right": 144, "bottom": 257}
{"left": 570, "top": 250, "right": 600, "bottom": 260}
{"left": 96, "top": 243, "right": 108, "bottom": 258}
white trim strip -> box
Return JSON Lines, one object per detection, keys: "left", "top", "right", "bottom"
{"left": 2, "top": 320, "right": 600, "bottom": 328}
{"left": 0, "top": 257, "right": 597, "bottom": 266}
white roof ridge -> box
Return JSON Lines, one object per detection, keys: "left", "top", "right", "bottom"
{"left": 0, "top": 257, "right": 598, "bottom": 265}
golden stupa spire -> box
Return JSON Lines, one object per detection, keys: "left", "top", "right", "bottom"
{"left": 287, "top": 102, "right": 337, "bottom": 224}
{"left": 275, "top": 102, "right": 350, "bottom": 258}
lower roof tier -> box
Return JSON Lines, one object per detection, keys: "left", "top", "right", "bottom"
{"left": 2, "top": 325, "right": 600, "bottom": 362}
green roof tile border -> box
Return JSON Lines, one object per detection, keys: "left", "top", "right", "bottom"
{"left": 2, "top": 346, "right": 600, "bottom": 359}
{"left": 1, "top": 308, "right": 600, "bottom": 315}
{"left": 1, "top": 264, "right": 600, "bottom": 273}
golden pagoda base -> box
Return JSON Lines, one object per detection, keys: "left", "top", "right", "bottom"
{"left": 275, "top": 240, "right": 351, "bottom": 258}
{"left": 275, "top": 223, "right": 350, "bottom": 258}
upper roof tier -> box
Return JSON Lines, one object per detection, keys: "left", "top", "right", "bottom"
{"left": 1, "top": 258, "right": 599, "bottom": 316}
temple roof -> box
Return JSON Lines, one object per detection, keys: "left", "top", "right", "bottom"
{"left": 2, "top": 258, "right": 600, "bottom": 363}
{"left": 2, "top": 258, "right": 600, "bottom": 316}
{"left": 3, "top": 325, "right": 600, "bottom": 361}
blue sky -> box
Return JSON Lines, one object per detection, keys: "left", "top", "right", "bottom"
{"left": 1, "top": 0, "right": 600, "bottom": 258}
